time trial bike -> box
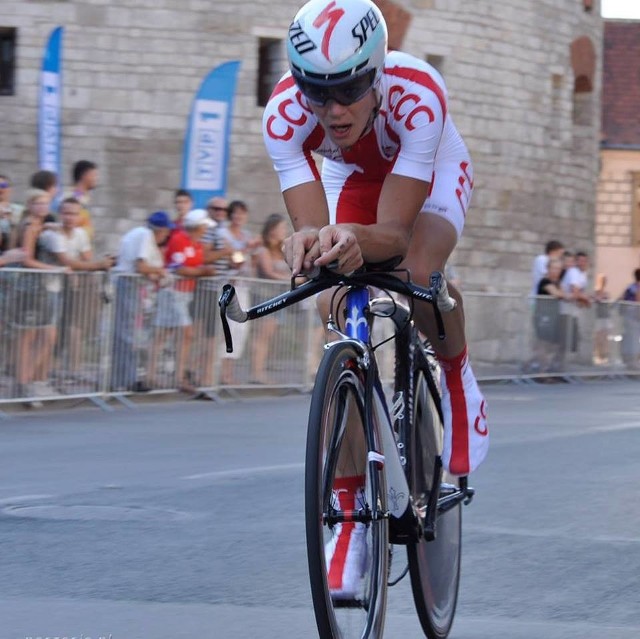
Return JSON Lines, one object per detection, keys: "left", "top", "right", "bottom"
{"left": 219, "top": 262, "right": 475, "bottom": 639}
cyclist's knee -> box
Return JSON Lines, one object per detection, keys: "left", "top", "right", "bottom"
{"left": 316, "top": 289, "right": 332, "bottom": 321}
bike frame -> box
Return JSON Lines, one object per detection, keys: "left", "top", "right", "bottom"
{"left": 218, "top": 267, "right": 474, "bottom": 541}
{"left": 330, "top": 285, "right": 474, "bottom": 544}
{"left": 331, "top": 286, "right": 426, "bottom": 541}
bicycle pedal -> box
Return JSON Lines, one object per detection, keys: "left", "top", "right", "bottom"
{"left": 464, "top": 485, "right": 475, "bottom": 505}
{"left": 439, "top": 483, "right": 458, "bottom": 497}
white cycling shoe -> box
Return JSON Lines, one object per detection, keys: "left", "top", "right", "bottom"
{"left": 325, "top": 479, "right": 368, "bottom": 599}
{"left": 439, "top": 347, "right": 489, "bottom": 476}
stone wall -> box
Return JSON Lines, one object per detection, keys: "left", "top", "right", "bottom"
{"left": 401, "top": 0, "right": 603, "bottom": 290}
{"left": 597, "top": 151, "right": 635, "bottom": 247}
{"left": 0, "top": 0, "right": 603, "bottom": 292}
{"left": 595, "top": 148, "right": 640, "bottom": 297}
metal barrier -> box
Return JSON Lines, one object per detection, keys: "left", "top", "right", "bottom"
{"left": 108, "top": 274, "right": 320, "bottom": 395}
{"left": 465, "top": 292, "right": 640, "bottom": 379}
{"left": 0, "top": 268, "right": 111, "bottom": 405}
{"left": 0, "top": 269, "right": 638, "bottom": 408}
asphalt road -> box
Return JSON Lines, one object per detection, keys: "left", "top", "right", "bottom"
{"left": 0, "top": 380, "right": 639, "bottom": 639}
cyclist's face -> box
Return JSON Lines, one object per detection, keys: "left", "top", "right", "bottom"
{"left": 310, "top": 90, "right": 377, "bottom": 149}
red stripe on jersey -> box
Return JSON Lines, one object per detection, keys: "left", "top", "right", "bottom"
{"left": 336, "top": 128, "right": 393, "bottom": 225}
{"left": 302, "top": 123, "right": 325, "bottom": 181}
{"left": 270, "top": 75, "right": 296, "bottom": 99}
{"left": 336, "top": 176, "right": 381, "bottom": 226}
{"left": 384, "top": 66, "right": 447, "bottom": 119}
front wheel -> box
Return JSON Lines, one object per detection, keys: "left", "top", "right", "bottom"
{"left": 407, "top": 364, "right": 462, "bottom": 639}
{"left": 305, "top": 342, "right": 389, "bottom": 639}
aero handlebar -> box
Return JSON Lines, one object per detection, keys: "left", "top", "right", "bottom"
{"left": 218, "top": 266, "right": 456, "bottom": 353}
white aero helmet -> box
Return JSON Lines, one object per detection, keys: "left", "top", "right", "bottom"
{"left": 287, "top": 0, "right": 388, "bottom": 106}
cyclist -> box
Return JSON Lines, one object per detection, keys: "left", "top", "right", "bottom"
{"left": 263, "top": 0, "right": 488, "bottom": 596}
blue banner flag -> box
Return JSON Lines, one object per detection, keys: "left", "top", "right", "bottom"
{"left": 181, "top": 61, "right": 241, "bottom": 208}
{"left": 38, "top": 26, "right": 64, "bottom": 189}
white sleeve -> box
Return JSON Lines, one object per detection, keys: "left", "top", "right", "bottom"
{"left": 262, "top": 75, "right": 323, "bottom": 192}
{"left": 388, "top": 75, "right": 447, "bottom": 180}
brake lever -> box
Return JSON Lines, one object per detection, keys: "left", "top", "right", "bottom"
{"left": 430, "top": 271, "right": 457, "bottom": 312}
{"left": 429, "top": 271, "right": 456, "bottom": 340}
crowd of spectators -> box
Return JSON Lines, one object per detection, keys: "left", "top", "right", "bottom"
{"left": 527, "top": 239, "right": 640, "bottom": 373}
{"left": 111, "top": 193, "right": 295, "bottom": 393}
{"left": 0, "top": 166, "right": 297, "bottom": 400}
{"left": 2, "top": 169, "right": 640, "bottom": 401}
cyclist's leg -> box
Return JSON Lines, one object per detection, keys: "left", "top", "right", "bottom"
{"left": 401, "top": 212, "right": 489, "bottom": 476}
{"left": 315, "top": 156, "right": 368, "bottom": 452}
{"left": 402, "top": 213, "right": 463, "bottom": 353}
{"left": 315, "top": 289, "right": 367, "bottom": 473}
{"left": 314, "top": 289, "right": 369, "bottom": 599}
{"left": 306, "top": 342, "right": 388, "bottom": 635}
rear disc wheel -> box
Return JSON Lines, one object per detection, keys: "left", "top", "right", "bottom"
{"left": 407, "top": 366, "right": 461, "bottom": 639}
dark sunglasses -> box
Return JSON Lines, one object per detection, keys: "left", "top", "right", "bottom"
{"left": 0, "top": 182, "right": 10, "bottom": 188}
{"left": 293, "top": 69, "right": 376, "bottom": 107}
{"left": 207, "top": 205, "right": 228, "bottom": 212}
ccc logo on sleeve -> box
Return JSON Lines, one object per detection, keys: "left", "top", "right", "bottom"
{"left": 388, "top": 85, "right": 435, "bottom": 131}
{"left": 266, "top": 91, "right": 313, "bottom": 141}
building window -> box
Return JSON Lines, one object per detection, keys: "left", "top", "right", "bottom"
{"left": 0, "top": 27, "right": 16, "bottom": 96}
{"left": 633, "top": 172, "right": 640, "bottom": 246}
{"left": 257, "top": 38, "right": 286, "bottom": 107}
{"left": 570, "top": 35, "right": 596, "bottom": 94}
{"left": 570, "top": 36, "right": 596, "bottom": 125}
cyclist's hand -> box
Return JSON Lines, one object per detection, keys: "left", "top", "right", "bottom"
{"left": 315, "top": 225, "right": 363, "bottom": 274}
{"left": 283, "top": 228, "right": 321, "bottom": 277}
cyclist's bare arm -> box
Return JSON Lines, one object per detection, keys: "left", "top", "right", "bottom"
{"left": 283, "top": 175, "right": 430, "bottom": 275}
{"left": 283, "top": 181, "right": 363, "bottom": 275}
{"left": 282, "top": 180, "right": 329, "bottom": 276}
{"left": 315, "top": 174, "right": 431, "bottom": 272}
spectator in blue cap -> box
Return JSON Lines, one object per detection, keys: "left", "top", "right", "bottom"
{"left": 109, "top": 211, "right": 173, "bottom": 393}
